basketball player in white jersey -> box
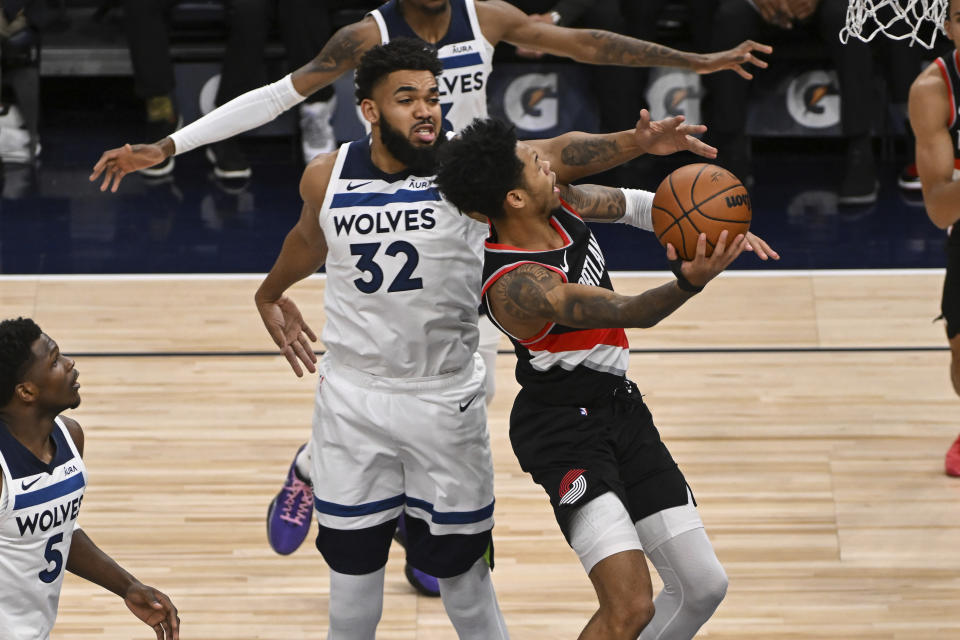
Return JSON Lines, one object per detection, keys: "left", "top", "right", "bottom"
{"left": 909, "top": 0, "right": 960, "bottom": 477}
{"left": 435, "top": 118, "right": 775, "bottom": 639}
{"left": 253, "top": 38, "right": 735, "bottom": 637}
{"left": 89, "top": 0, "right": 770, "bottom": 585}
{"left": 90, "top": 0, "right": 772, "bottom": 191}
{"left": 0, "top": 317, "right": 180, "bottom": 640}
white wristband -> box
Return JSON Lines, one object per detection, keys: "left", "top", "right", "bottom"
{"left": 618, "top": 188, "right": 654, "bottom": 231}
{"left": 169, "top": 74, "right": 307, "bottom": 155}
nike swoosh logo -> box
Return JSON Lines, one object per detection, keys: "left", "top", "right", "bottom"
{"left": 459, "top": 394, "right": 479, "bottom": 412}
{"left": 346, "top": 181, "right": 373, "bottom": 191}
{"left": 560, "top": 251, "right": 569, "bottom": 272}
{"left": 21, "top": 477, "right": 41, "bottom": 490}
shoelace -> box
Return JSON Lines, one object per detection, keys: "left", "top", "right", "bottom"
{"left": 279, "top": 477, "right": 313, "bottom": 526}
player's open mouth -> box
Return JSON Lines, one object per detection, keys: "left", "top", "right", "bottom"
{"left": 413, "top": 124, "right": 435, "bottom": 143}
{"left": 72, "top": 371, "right": 80, "bottom": 390}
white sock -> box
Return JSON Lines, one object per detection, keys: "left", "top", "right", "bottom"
{"left": 327, "top": 567, "right": 385, "bottom": 640}
{"left": 438, "top": 557, "right": 510, "bottom": 639}
{"left": 637, "top": 528, "right": 728, "bottom": 640}
{"left": 295, "top": 443, "right": 312, "bottom": 482}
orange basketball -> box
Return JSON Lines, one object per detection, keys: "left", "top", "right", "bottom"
{"left": 651, "top": 163, "right": 752, "bottom": 261}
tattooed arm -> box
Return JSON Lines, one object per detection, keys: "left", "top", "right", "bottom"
{"left": 559, "top": 184, "right": 627, "bottom": 221}
{"left": 477, "top": 1, "right": 771, "bottom": 79}
{"left": 528, "top": 110, "right": 718, "bottom": 184}
{"left": 289, "top": 19, "right": 381, "bottom": 96}
{"left": 488, "top": 263, "right": 700, "bottom": 338}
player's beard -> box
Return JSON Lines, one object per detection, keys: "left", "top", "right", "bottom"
{"left": 378, "top": 113, "right": 445, "bottom": 176}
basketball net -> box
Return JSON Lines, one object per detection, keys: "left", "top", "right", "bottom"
{"left": 841, "top": 0, "right": 947, "bottom": 48}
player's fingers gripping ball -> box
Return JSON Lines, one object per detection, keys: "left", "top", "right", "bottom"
{"left": 652, "top": 163, "right": 752, "bottom": 260}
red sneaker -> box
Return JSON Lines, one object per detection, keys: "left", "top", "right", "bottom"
{"left": 946, "top": 434, "right": 960, "bottom": 477}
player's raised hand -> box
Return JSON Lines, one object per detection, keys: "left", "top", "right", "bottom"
{"left": 123, "top": 583, "right": 179, "bottom": 640}
{"left": 89, "top": 143, "right": 168, "bottom": 193}
{"left": 256, "top": 294, "right": 318, "bottom": 377}
{"left": 695, "top": 39, "right": 773, "bottom": 80}
{"left": 667, "top": 231, "right": 747, "bottom": 289}
{"left": 634, "top": 109, "right": 717, "bottom": 159}
{"left": 744, "top": 231, "right": 781, "bottom": 261}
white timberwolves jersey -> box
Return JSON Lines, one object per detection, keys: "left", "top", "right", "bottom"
{"left": 370, "top": 0, "right": 494, "bottom": 132}
{"left": 318, "top": 136, "right": 488, "bottom": 378}
{"left": 0, "top": 417, "right": 86, "bottom": 640}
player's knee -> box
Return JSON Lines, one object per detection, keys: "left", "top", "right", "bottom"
{"left": 315, "top": 519, "right": 397, "bottom": 574}
{"left": 403, "top": 515, "right": 492, "bottom": 578}
{"left": 603, "top": 594, "right": 655, "bottom": 639}
{"left": 683, "top": 564, "right": 728, "bottom": 620}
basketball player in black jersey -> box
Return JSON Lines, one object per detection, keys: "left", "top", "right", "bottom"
{"left": 436, "top": 118, "right": 778, "bottom": 640}
{"left": 909, "top": 0, "right": 960, "bottom": 477}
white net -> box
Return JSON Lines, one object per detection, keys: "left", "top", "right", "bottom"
{"left": 841, "top": 0, "right": 948, "bottom": 48}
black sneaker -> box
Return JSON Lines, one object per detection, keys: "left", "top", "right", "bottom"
{"left": 838, "top": 137, "right": 878, "bottom": 206}
{"left": 205, "top": 140, "right": 252, "bottom": 180}
{"left": 139, "top": 114, "right": 182, "bottom": 178}
{"left": 897, "top": 163, "right": 922, "bottom": 191}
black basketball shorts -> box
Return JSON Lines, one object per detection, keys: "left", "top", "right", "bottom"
{"left": 942, "top": 240, "right": 960, "bottom": 339}
{"left": 509, "top": 378, "right": 692, "bottom": 542}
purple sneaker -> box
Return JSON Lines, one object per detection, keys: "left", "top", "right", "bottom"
{"left": 394, "top": 513, "right": 441, "bottom": 597}
{"left": 266, "top": 444, "right": 313, "bottom": 555}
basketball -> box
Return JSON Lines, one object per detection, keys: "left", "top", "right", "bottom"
{"left": 651, "top": 163, "right": 752, "bottom": 261}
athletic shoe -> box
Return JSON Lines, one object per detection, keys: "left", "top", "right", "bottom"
{"left": 394, "top": 513, "right": 441, "bottom": 597}
{"left": 266, "top": 444, "right": 314, "bottom": 555}
{"left": 0, "top": 104, "right": 24, "bottom": 129}
{"left": 946, "top": 434, "right": 960, "bottom": 477}
{"left": 898, "top": 163, "right": 922, "bottom": 191}
{"left": 0, "top": 127, "right": 39, "bottom": 164}
{"left": 140, "top": 114, "right": 182, "bottom": 178}
{"left": 300, "top": 97, "right": 337, "bottom": 163}
{"left": 838, "top": 137, "right": 878, "bottom": 205}
{"left": 205, "top": 140, "right": 252, "bottom": 180}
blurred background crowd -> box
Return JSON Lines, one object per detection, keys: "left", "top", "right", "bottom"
{"left": 0, "top": 0, "right": 954, "bottom": 272}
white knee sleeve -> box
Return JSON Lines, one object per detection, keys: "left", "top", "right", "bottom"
{"left": 327, "top": 567, "right": 385, "bottom": 640}
{"left": 635, "top": 498, "right": 728, "bottom": 640}
{"left": 438, "top": 557, "right": 510, "bottom": 639}
{"left": 568, "top": 492, "right": 643, "bottom": 574}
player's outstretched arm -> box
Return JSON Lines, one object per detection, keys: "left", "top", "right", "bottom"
{"left": 909, "top": 67, "right": 960, "bottom": 229}
{"left": 479, "top": 0, "right": 771, "bottom": 79}
{"left": 89, "top": 20, "right": 378, "bottom": 193}
{"left": 488, "top": 231, "right": 746, "bottom": 336}
{"left": 59, "top": 418, "right": 180, "bottom": 640}
{"left": 67, "top": 529, "right": 180, "bottom": 640}
{"left": 561, "top": 183, "right": 780, "bottom": 261}
{"left": 254, "top": 156, "right": 334, "bottom": 377}
{"left": 528, "top": 109, "right": 716, "bottom": 184}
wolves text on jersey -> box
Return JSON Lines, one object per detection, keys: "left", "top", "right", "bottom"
{"left": 15, "top": 495, "right": 83, "bottom": 537}
{"left": 333, "top": 208, "right": 437, "bottom": 237}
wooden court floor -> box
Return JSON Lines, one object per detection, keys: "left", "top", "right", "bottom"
{"left": 2, "top": 271, "right": 959, "bottom": 639}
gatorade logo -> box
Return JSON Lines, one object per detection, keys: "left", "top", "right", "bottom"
{"left": 503, "top": 73, "right": 559, "bottom": 132}
{"left": 645, "top": 70, "right": 702, "bottom": 122}
{"left": 786, "top": 70, "right": 840, "bottom": 129}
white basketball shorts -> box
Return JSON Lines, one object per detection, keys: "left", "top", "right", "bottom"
{"left": 309, "top": 352, "right": 494, "bottom": 536}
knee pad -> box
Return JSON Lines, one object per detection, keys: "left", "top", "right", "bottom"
{"left": 403, "top": 514, "right": 493, "bottom": 579}
{"left": 315, "top": 518, "right": 397, "bottom": 575}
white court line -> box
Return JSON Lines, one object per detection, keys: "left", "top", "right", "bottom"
{"left": 0, "top": 268, "right": 947, "bottom": 282}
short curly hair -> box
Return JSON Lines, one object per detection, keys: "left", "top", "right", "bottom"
{"left": 355, "top": 38, "right": 444, "bottom": 104}
{"left": 435, "top": 118, "right": 525, "bottom": 220}
{"left": 0, "top": 317, "right": 42, "bottom": 406}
